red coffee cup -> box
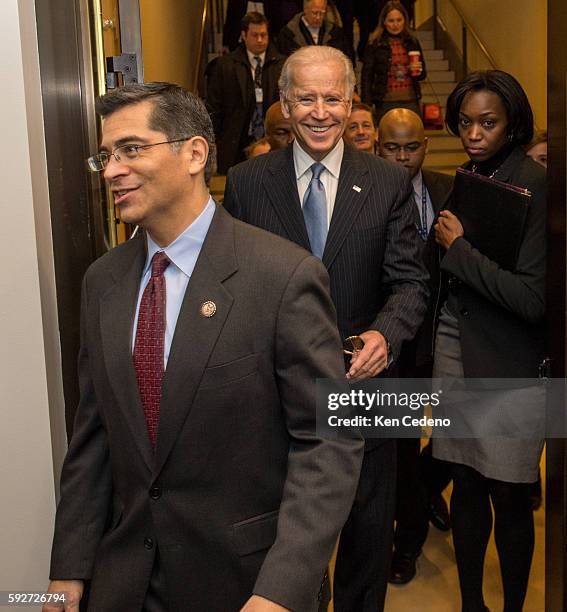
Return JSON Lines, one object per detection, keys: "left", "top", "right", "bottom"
{"left": 408, "top": 51, "right": 421, "bottom": 76}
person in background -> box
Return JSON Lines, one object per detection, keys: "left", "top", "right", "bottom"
{"left": 276, "top": 0, "right": 348, "bottom": 57}
{"left": 207, "top": 12, "right": 284, "bottom": 174}
{"left": 224, "top": 45, "right": 428, "bottom": 612}
{"left": 245, "top": 137, "right": 272, "bottom": 158}
{"left": 526, "top": 130, "right": 547, "bottom": 168}
{"left": 334, "top": 0, "right": 383, "bottom": 63}
{"left": 43, "top": 81, "right": 363, "bottom": 612}
{"left": 343, "top": 103, "right": 379, "bottom": 153}
{"left": 377, "top": 108, "right": 453, "bottom": 585}
{"left": 265, "top": 102, "right": 294, "bottom": 149}
{"left": 362, "top": 1, "right": 426, "bottom": 122}
{"left": 432, "top": 70, "right": 546, "bottom": 612}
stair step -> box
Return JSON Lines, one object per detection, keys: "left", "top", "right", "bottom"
{"left": 415, "top": 30, "right": 434, "bottom": 42}
{"left": 426, "top": 135, "right": 462, "bottom": 151}
{"left": 422, "top": 81, "right": 456, "bottom": 95}
{"left": 424, "top": 151, "right": 469, "bottom": 167}
{"left": 421, "top": 94, "right": 448, "bottom": 107}
{"left": 420, "top": 39, "right": 435, "bottom": 50}
{"left": 423, "top": 49, "right": 444, "bottom": 61}
{"left": 426, "top": 59, "right": 449, "bottom": 71}
{"left": 427, "top": 70, "right": 455, "bottom": 82}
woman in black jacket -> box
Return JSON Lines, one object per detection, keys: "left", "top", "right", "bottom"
{"left": 433, "top": 71, "right": 546, "bottom": 612}
{"left": 361, "top": 1, "right": 426, "bottom": 121}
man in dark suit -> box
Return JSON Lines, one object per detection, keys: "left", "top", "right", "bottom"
{"left": 276, "top": 0, "right": 348, "bottom": 58}
{"left": 43, "top": 82, "right": 363, "bottom": 612}
{"left": 207, "top": 12, "right": 285, "bottom": 174}
{"left": 224, "top": 46, "right": 428, "bottom": 612}
{"left": 377, "top": 108, "right": 453, "bottom": 585}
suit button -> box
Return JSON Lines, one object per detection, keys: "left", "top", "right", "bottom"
{"left": 144, "top": 537, "right": 154, "bottom": 550}
{"left": 460, "top": 308, "right": 469, "bottom": 316}
{"left": 149, "top": 486, "right": 162, "bottom": 500}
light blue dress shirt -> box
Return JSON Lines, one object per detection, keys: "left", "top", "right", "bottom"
{"left": 132, "top": 198, "right": 216, "bottom": 367}
{"left": 412, "top": 171, "right": 435, "bottom": 237}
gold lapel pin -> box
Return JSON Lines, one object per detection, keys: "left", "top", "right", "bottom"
{"left": 200, "top": 300, "right": 217, "bottom": 318}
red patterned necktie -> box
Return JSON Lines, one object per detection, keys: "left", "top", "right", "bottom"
{"left": 133, "top": 251, "right": 170, "bottom": 448}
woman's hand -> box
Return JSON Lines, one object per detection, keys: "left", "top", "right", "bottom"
{"left": 434, "top": 210, "right": 464, "bottom": 249}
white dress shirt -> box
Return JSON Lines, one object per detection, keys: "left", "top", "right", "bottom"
{"left": 412, "top": 171, "right": 435, "bottom": 236}
{"left": 246, "top": 49, "right": 266, "bottom": 81}
{"left": 132, "top": 198, "right": 216, "bottom": 367}
{"left": 293, "top": 138, "right": 344, "bottom": 229}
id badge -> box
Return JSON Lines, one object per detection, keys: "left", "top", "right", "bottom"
{"left": 255, "top": 87, "right": 263, "bottom": 103}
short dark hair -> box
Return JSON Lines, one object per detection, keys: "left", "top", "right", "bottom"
{"left": 445, "top": 70, "right": 534, "bottom": 146}
{"left": 350, "top": 103, "right": 378, "bottom": 127}
{"left": 240, "top": 11, "right": 269, "bottom": 33}
{"left": 95, "top": 82, "right": 216, "bottom": 183}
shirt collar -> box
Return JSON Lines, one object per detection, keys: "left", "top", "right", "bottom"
{"left": 246, "top": 49, "right": 266, "bottom": 66}
{"left": 293, "top": 138, "right": 344, "bottom": 180}
{"left": 411, "top": 170, "right": 423, "bottom": 194}
{"left": 144, "top": 198, "right": 216, "bottom": 277}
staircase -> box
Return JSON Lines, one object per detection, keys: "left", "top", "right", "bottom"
{"left": 415, "top": 30, "right": 468, "bottom": 175}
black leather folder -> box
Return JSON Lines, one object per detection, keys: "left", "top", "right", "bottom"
{"left": 451, "top": 168, "right": 531, "bottom": 271}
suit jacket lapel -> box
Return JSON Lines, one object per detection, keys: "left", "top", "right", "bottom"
{"left": 264, "top": 147, "right": 311, "bottom": 250}
{"left": 153, "top": 206, "right": 236, "bottom": 477}
{"left": 323, "top": 147, "right": 371, "bottom": 269}
{"left": 423, "top": 169, "right": 451, "bottom": 214}
{"left": 100, "top": 237, "right": 155, "bottom": 471}
{"left": 234, "top": 48, "right": 252, "bottom": 111}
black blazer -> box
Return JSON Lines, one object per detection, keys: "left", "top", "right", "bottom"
{"left": 361, "top": 33, "right": 426, "bottom": 105}
{"left": 437, "top": 147, "right": 546, "bottom": 378}
{"left": 223, "top": 145, "right": 429, "bottom": 360}
{"left": 206, "top": 44, "right": 285, "bottom": 174}
{"left": 49, "top": 206, "right": 363, "bottom": 611}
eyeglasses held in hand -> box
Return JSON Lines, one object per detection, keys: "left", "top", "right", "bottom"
{"left": 343, "top": 335, "right": 365, "bottom": 356}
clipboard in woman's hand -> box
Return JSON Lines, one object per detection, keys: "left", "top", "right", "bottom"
{"left": 451, "top": 168, "right": 531, "bottom": 271}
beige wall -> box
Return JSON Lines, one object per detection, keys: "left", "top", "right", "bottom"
{"left": 416, "top": 1, "right": 547, "bottom": 128}
{"left": 140, "top": 0, "right": 206, "bottom": 92}
{"left": 0, "top": 0, "right": 64, "bottom": 598}
{"left": 452, "top": 1, "right": 546, "bottom": 128}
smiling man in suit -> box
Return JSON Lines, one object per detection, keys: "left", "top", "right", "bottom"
{"left": 223, "top": 46, "right": 428, "bottom": 612}
{"left": 43, "top": 82, "right": 363, "bottom": 612}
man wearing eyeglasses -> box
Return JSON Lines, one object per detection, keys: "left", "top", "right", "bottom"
{"left": 276, "top": 0, "right": 348, "bottom": 58}
{"left": 224, "top": 46, "right": 428, "bottom": 612}
{"left": 377, "top": 108, "right": 453, "bottom": 586}
{"left": 43, "top": 82, "right": 363, "bottom": 612}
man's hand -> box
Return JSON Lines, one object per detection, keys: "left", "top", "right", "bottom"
{"left": 347, "top": 330, "right": 389, "bottom": 380}
{"left": 42, "top": 580, "right": 83, "bottom": 612}
{"left": 240, "top": 595, "right": 290, "bottom": 611}
{"left": 434, "top": 210, "right": 464, "bottom": 250}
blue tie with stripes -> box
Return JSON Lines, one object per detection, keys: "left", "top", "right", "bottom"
{"left": 303, "top": 162, "right": 328, "bottom": 258}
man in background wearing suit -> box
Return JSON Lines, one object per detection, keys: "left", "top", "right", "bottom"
{"left": 207, "top": 12, "right": 285, "bottom": 174}
{"left": 44, "top": 82, "right": 363, "bottom": 612}
{"left": 377, "top": 108, "right": 453, "bottom": 585}
{"left": 224, "top": 46, "right": 428, "bottom": 612}
{"left": 343, "top": 103, "right": 379, "bottom": 154}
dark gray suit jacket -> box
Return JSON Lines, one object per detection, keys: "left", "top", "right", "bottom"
{"left": 49, "top": 205, "right": 363, "bottom": 611}
{"left": 223, "top": 145, "right": 429, "bottom": 361}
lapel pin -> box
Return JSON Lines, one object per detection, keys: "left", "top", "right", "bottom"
{"left": 200, "top": 300, "right": 217, "bottom": 318}
{"left": 352, "top": 185, "right": 361, "bottom": 192}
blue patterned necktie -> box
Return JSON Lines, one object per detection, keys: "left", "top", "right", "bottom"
{"left": 303, "top": 162, "right": 328, "bottom": 258}
{"left": 248, "top": 55, "right": 264, "bottom": 139}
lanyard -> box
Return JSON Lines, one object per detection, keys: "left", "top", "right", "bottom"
{"left": 417, "top": 181, "right": 428, "bottom": 241}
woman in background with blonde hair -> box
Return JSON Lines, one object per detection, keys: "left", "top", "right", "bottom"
{"left": 361, "top": 0, "right": 426, "bottom": 121}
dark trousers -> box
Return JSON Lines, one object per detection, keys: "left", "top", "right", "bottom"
{"left": 394, "top": 438, "right": 429, "bottom": 554}
{"left": 333, "top": 439, "right": 397, "bottom": 612}
{"left": 420, "top": 439, "right": 453, "bottom": 497}
{"left": 335, "top": 0, "right": 383, "bottom": 61}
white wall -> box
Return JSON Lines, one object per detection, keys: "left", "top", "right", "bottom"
{"left": 0, "top": 0, "right": 65, "bottom": 599}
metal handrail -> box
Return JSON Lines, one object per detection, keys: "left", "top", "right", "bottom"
{"left": 433, "top": 0, "right": 498, "bottom": 74}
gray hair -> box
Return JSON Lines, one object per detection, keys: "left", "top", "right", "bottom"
{"left": 95, "top": 82, "right": 216, "bottom": 184}
{"left": 278, "top": 46, "right": 356, "bottom": 101}
{"left": 303, "top": 0, "right": 327, "bottom": 8}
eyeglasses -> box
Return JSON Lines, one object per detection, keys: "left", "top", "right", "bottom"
{"left": 381, "top": 142, "right": 424, "bottom": 154}
{"left": 87, "top": 137, "right": 190, "bottom": 172}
